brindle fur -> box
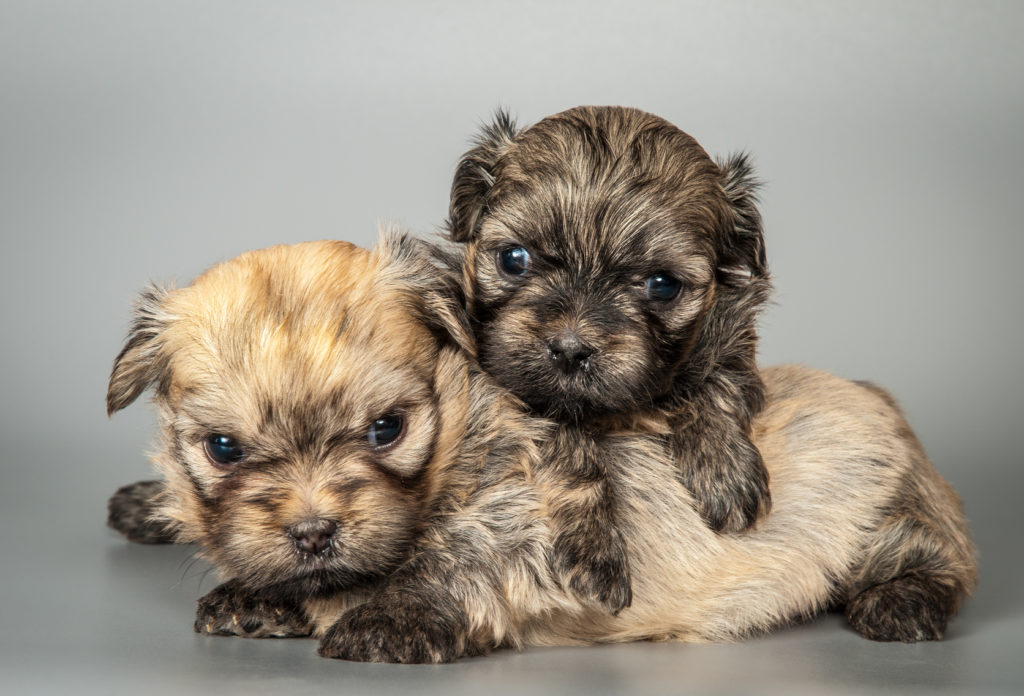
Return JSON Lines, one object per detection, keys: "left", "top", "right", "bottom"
{"left": 107, "top": 231, "right": 976, "bottom": 662}
{"left": 444, "top": 106, "right": 773, "bottom": 609}
{"left": 107, "top": 480, "right": 177, "bottom": 544}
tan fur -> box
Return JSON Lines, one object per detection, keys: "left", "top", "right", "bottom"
{"left": 108, "top": 236, "right": 976, "bottom": 661}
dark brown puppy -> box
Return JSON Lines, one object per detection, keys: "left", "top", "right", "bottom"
{"left": 447, "top": 106, "right": 771, "bottom": 610}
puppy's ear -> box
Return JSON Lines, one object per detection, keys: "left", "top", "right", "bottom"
{"left": 716, "top": 153, "right": 768, "bottom": 281}
{"left": 106, "top": 286, "right": 172, "bottom": 416}
{"left": 375, "top": 230, "right": 475, "bottom": 356}
{"left": 446, "top": 109, "right": 520, "bottom": 242}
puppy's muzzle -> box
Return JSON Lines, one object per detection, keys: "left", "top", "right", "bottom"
{"left": 288, "top": 519, "right": 338, "bottom": 556}
{"left": 547, "top": 330, "right": 594, "bottom": 375}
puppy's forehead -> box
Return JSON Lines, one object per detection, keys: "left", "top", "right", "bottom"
{"left": 161, "top": 240, "right": 437, "bottom": 402}
{"left": 487, "top": 106, "right": 724, "bottom": 265}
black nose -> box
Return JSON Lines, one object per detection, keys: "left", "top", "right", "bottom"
{"left": 547, "top": 331, "right": 594, "bottom": 374}
{"left": 288, "top": 519, "right": 338, "bottom": 556}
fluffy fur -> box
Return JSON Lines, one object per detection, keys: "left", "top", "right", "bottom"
{"left": 108, "top": 233, "right": 976, "bottom": 663}
{"left": 445, "top": 106, "right": 775, "bottom": 609}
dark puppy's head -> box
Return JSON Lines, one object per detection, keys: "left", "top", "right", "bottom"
{"left": 107, "top": 234, "right": 471, "bottom": 599}
{"left": 447, "top": 106, "right": 769, "bottom": 420}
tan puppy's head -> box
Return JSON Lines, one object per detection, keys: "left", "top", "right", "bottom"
{"left": 107, "top": 234, "right": 471, "bottom": 599}
{"left": 447, "top": 106, "right": 768, "bottom": 420}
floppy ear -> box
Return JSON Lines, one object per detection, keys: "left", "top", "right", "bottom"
{"left": 446, "top": 109, "right": 520, "bottom": 242}
{"left": 106, "top": 286, "right": 172, "bottom": 416}
{"left": 716, "top": 152, "right": 768, "bottom": 281}
{"left": 375, "top": 229, "right": 476, "bottom": 357}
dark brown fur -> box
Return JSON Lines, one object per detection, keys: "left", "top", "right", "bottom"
{"left": 107, "top": 480, "right": 177, "bottom": 544}
{"left": 445, "top": 106, "right": 772, "bottom": 609}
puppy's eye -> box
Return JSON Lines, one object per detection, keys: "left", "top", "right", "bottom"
{"left": 497, "top": 246, "right": 532, "bottom": 277}
{"left": 645, "top": 273, "right": 683, "bottom": 302}
{"left": 368, "top": 414, "right": 404, "bottom": 449}
{"left": 203, "top": 434, "right": 245, "bottom": 468}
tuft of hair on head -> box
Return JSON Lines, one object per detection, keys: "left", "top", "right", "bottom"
{"left": 446, "top": 108, "right": 521, "bottom": 243}
{"left": 106, "top": 284, "right": 174, "bottom": 416}
{"left": 374, "top": 226, "right": 475, "bottom": 357}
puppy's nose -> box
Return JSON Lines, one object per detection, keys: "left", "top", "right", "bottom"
{"left": 547, "top": 331, "right": 594, "bottom": 374}
{"left": 288, "top": 519, "right": 338, "bottom": 556}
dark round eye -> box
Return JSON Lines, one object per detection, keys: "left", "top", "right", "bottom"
{"left": 203, "top": 434, "right": 245, "bottom": 467}
{"left": 368, "top": 414, "right": 404, "bottom": 449}
{"left": 644, "top": 273, "right": 683, "bottom": 302}
{"left": 497, "top": 246, "right": 531, "bottom": 276}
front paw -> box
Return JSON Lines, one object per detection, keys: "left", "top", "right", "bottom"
{"left": 318, "top": 592, "right": 469, "bottom": 663}
{"left": 195, "top": 580, "right": 312, "bottom": 638}
{"left": 553, "top": 530, "right": 633, "bottom": 614}
{"left": 107, "top": 480, "right": 178, "bottom": 544}
{"left": 679, "top": 446, "right": 771, "bottom": 533}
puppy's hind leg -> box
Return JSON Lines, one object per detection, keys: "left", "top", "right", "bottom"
{"left": 845, "top": 454, "right": 977, "bottom": 642}
{"left": 107, "top": 479, "right": 179, "bottom": 544}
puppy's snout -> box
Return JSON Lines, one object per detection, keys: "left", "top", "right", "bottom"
{"left": 288, "top": 519, "right": 338, "bottom": 556}
{"left": 547, "top": 331, "right": 594, "bottom": 374}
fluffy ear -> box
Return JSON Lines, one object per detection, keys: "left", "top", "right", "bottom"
{"left": 106, "top": 286, "right": 172, "bottom": 416}
{"left": 716, "top": 152, "right": 768, "bottom": 281}
{"left": 375, "top": 229, "right": 475, "bottom": 357}
{"left": 446, "top": 109, "right": 520, "bottom": 242}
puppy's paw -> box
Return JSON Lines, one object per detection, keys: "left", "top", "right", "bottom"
{"left": 195, "top": 580, "right": 313, "bottom": 638}
{"left": 678, "top": 446, "right": 771, "bottom": 534}
{"left": 553, "top": 530, "right": 633, "bottom": 614}
{"left": 845, "top": 576, "right": 951, "bottom": 642}
{"left": 107, "top": 480, "right": 178, "bottom": 544}
{"left": 318, "top": 592, "right": 470, "bottom": 663}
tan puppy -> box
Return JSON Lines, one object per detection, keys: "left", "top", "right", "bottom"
{"left": 108, "top": 235, "right": 976, "bottom": 662}
{"left": 106, "top": 235, "right": 548, "bottom": 640}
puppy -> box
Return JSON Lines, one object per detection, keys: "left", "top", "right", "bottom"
{"left": 445, "top": 106, "right": 774, "bottom": 612}
{"left": 107, "top": 233, "right": 975, "bottom": 662}
{"left": 106, "top": 235, "right": 554, "bottom": 648}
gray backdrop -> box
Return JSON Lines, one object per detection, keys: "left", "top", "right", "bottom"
{"left": 2, "top": 1, "right": 1022, "bottom": 694}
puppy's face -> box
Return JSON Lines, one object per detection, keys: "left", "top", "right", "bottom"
{"left": 107, "top": 238, "right": 468, "bottom": 598}
{"left": 448, "top": 106, "right": 766, "bottom": 419}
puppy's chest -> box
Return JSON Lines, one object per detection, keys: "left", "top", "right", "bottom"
{"left": 533, "top": 423, "right": 676, "bottom": 508}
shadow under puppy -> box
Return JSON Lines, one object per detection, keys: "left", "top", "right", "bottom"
{"left": 107, "top": 233, "right": 976, "bottom": 663}
{"left": 446, "top": 106, "right": 774, "bottom": 612}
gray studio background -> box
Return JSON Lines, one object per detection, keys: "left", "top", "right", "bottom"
{"left": 2, "top": 1, "right": 1022, "bottom": 694}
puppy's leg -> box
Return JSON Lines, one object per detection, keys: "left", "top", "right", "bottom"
{"left": 319, "top": 583, "right": 476, "bottom": 663}
{"left": 845, "top": 508, "right": 977, "bottom": 641}
{"left": 319, "top": 462, "right": 549, "bottom": 663}
{"left": 844, "top": 441, "right": 977, "bottom": 641}
{"left": 107, "top": 479, "right": 179, "bottom": 544}
{"left": 671, "top": 380, "right": 771, "bottom": 533}
{"left": 195, "top": 580, "right": 313, "bottom": 638}
{"left": 542, "top": 425, "right": 632, "bottom": 614}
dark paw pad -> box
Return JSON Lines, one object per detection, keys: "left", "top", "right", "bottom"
{"left": 553, "top": 533, "right": 633, "bottom": 614}
{"left": 318, "top": 593, "right": 468, "bottom": 663}
{"left": 846, "top": 577, "right": 951, "bottom": 642}
{"left": 195, "top": 580, "right": 312, "bottom": 638}
{"left": 107, "top": 480, "right": 178, "bottom": 544}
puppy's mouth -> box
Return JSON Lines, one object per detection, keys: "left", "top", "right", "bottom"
{"left": 481, "top": 339, "right": 653, "bottom": 422}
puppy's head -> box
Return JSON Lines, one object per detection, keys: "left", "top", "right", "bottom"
{"left": 107, "top": 234, "right": 471, "bottom": 598}
{"left": 447, "top": 106, "right": 768, "bottom": 420}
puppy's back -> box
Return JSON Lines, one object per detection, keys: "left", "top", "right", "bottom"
{"left": 539, "top": 365, "right": 975, "bottom": 644}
